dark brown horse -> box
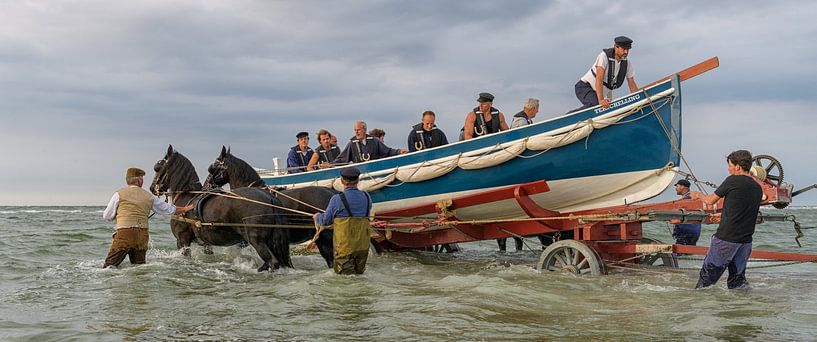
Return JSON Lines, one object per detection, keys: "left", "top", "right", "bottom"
{"left": 151, "top": 145, "right": 291, "bottom": 271}
{"left": 203, "top": 146, "right": 335, "bottom": 267}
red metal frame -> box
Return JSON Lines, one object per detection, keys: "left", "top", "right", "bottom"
{"left": 371, "top": 178, "right": 817, "bottom": 265}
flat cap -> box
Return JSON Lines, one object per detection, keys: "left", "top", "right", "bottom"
{"left": 614, "top": 36, "right": 633, "bottom": 49}
{"left": 296, "top": 131, "right": 309, "bottom": 139}
{"left": 126, "top": 167, "right": 145, "bottom": 179}
{"left": 340, "top": 167, "right": 361, "bottom": 181}
{"left": 675, "top": 179, "right": 691, "bottom": 187}
{"left": 477, "top": 92, "right": 495, "bottom": 103}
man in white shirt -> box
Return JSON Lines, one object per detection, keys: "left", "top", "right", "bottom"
{"left": 574, "top": 36, "right": 639, "bottom": 110}
{"left": 102, "top": 167, "right": 193, "bottom": 268}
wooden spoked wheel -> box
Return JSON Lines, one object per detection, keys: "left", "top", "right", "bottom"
{"left": 537, "top": 240, "right": 605, "bottom": 275}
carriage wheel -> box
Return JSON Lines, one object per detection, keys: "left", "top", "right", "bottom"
{"left": 637, "top": 238, "right": 678, "bottom": 268}
{"left": 537, "top": 240, "right": 605, "bottom": 275}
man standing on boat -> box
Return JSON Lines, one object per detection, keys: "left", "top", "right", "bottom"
{"left": 673, "top": 179, "right": 702, "bottom": 246}
{"left": 307, "top": 129, "right": 341, "bottom": 170}
{"left": 407, "top": 110, "right": 449, "bottom": 152}
{"left": 462, "top": 92, "right": 509, "bottom": 140}
{"left": 333, "top": 120, "right": 407, "bottom": 164}
{"left": 690, "top": 150, "right": 762, "bottom": 289}
{"left": 102, "top": 167, "right": 193, "bottom": 268}
{"left": 510, "top": 98, "right": 540, "bottom": 129}
{"left": 286, "top": 131, "right": 314, "bottom": 173}
{"left": 313, "top": 167, "right": 372, "bottom": 275}
{"left": 574, "top": 36, "right": 639, "bottom": 110}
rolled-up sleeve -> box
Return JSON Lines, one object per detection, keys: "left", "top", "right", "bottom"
{"left": 152, "top": 196, "right": 177, "bottom": 215}
{"left": 102, "top": 192, "right": 119, "bottom": 221}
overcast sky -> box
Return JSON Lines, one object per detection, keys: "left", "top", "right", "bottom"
{"left": 1, "top": 1, "right": 816, "bottom": 206}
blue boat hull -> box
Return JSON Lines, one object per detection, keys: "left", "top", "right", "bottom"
{"left": 261, "top": 76, "right": 682, "bottom": 218}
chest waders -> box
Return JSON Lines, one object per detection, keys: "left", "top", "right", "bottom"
{"left": 332, "top": 192, "right": 372, "bottom": 275}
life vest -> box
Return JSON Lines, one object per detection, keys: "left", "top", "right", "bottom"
{"left": 350, "top": 136, "right": 376, "bottom": 163}
{"left": 316, "top": 144, "right": 340, "bottom": 164}
{"left": 471, "top": 106, "right": 501, "bottom": 137}
{"left": 513, "top": 110, "right": 533, "bottom": 125}
{"left": 591, "top": 48, "right": 628, "bottom": 90}
{"left": 411, "top": 123, "right": 445, "bottom": 150}
{"left": 332, "top": 191, "right": 372, "bottom": 275}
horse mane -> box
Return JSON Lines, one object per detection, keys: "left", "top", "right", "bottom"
{"left": 167, "top": 151, "right": 203, "bottom": 191}
{"left": 224, "top": 152, "right": 266, "bottom": 187}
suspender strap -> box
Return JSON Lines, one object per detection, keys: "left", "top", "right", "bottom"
{"left": 339, "top": 192, "right": 353, "bottom": 217}
{"left": 339, "top": 191, "right": 372, "bottom": 218}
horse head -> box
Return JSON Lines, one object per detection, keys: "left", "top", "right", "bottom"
{"left": 151, "top": 144, "right": 202, "bottom": 195}
{"left": 204, "top": 146, "right": 265, "bottom": 188}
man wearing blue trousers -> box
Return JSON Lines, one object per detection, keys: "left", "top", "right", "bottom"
{"left": 690, "top": 150, "right": 762, "bottom": 289}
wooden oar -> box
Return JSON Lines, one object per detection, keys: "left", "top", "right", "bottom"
{"left": 641, "top": 56, "right": 720, "bottom": 89}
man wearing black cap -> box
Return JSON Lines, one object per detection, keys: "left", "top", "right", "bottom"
{"left": 313, "top": 167, "right": 373, "bottom": 275}
{"left": 286, "top": 131, "right": 314, "bottom": 173}
{"left": 673, "top": 179, "right": 701, "bottom": 246}
{"left": 102, "top": 167, "right": 193, "bottom": 268}
{"left": 574, "top": 36, "right": 639, "bottom": 110}
{"left": 461, "top": 92, "right": 509, "bottom": 140}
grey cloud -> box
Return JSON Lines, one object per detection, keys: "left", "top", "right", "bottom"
{"left": 2, "top": 1, "right": 817, "bottom": 205}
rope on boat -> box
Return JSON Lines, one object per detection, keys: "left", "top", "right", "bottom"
{"left": 644, "top": 93, "right": 711, "bottom": 195}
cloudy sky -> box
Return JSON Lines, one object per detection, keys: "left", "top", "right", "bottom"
{"left": 1, "top": 1, "right": 816, "bottom": 206}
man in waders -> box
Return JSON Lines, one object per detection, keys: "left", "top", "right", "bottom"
{"left": 690, "top": 150, "right": 762, "bottom": 289}
{"left": 313, "top": 167, "right": 373, "bottom": 274}
{"left": 102, "top": 167, "right": 193, "bottom": 268}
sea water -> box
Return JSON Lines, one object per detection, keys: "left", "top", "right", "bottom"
{"left": 2, "top": 206, "right": 817, "bottom": 341}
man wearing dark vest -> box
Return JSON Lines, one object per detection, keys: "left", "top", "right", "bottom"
{"left": 313, "top": 167, "right": 373, "bottom": 275}
{"left": 690, "top": 150, "right": 762, "bottom": 289}
{"left": 102, "top": 167, "right": 193, "bottom": 268}
{"left": 574, "top": 36, "right": 639, "bottom": 110}
{"left": 286, "top": 131, "right": 314, "bottom": 173}
{"left": 333, "top": 120, "right": 407, "bottom": 164}
{"left": 407, "top": 110, "right": 449, "bottom": 152}
{"left": 461, "top": 92, "right": 509, "bottom": 140}
{"left": 306, "top": 129, "right": 341, "bottom": 170}
{"left": 510, "top": 98, "right": 540, "bottom": 129}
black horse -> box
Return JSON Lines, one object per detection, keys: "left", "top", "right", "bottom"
{"left": 204, "top": 146, "right": 336, "bottom": 268}
{"left": 151, "top": 145, "right": 291, "bottom": 271}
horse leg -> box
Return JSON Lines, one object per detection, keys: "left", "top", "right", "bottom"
{"left": 315, "top": 229, "right": 334, "bottom": 268}
{"left": 173, "top": 223, "right": 195, "bottom": 257}
{"left": 242, "top": 228, "right": 278, "bottom": 272}
{"left": 202, "top": 244, "right": 214, "bottom": 255}
{"left": 270, "top": 228, "right": 293, "bottom": 269}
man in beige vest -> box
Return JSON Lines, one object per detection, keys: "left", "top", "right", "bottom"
{"left": 102, "top": 167, "right": 193, "bottom": 268}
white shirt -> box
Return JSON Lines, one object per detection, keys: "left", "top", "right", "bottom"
{"left": 102, "top": 185, "right": 177, "bottom": 227}
{"left": 580, "top": 51, "right": 635, "bottom": 93}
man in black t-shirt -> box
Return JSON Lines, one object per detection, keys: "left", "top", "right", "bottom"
{"left": 690, "top": 150, "right": 762, "bottom": 289}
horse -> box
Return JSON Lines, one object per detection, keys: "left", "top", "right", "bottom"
{"left": 151, "top": 145, "right": 291, "bottom": 271}
{"left": 203, "top": 146, "right": 336, "bottom": 268}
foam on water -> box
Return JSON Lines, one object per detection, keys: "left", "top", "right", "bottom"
{"left": 3, "top": 206, "right": 817, "bottom": 340}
